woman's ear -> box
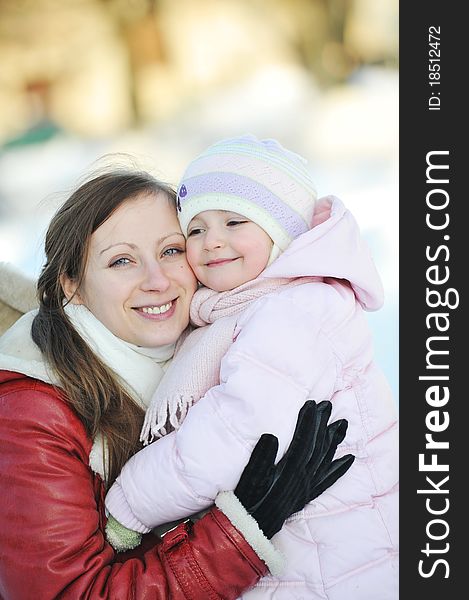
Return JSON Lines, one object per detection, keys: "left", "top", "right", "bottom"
{"left": 60, "top": 274, "right": 83, "bottom": 305}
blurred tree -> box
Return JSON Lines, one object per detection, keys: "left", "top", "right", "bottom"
{"left": 0, "top": 0, "right": 398, "bottom": 142}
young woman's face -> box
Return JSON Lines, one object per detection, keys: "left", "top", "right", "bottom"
{"left": 186, "top": 210, "right": 273, "bottom": 292}
{"left": 64, "top": 192, "right": 197, "bottom": 347}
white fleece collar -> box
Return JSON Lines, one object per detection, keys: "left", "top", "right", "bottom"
{"left": 64, "top": 304, "right": 175, "bottom": 407}
{"left": 0, "top": 305, "right": 175, "bottom": 480}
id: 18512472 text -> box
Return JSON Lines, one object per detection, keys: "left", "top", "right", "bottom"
{"left": 428, "top": 26, "right": 441, "bottom": 111}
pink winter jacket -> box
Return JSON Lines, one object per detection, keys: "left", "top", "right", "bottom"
{"left": 106, "top": 196, "right": 399, "bottom": 599}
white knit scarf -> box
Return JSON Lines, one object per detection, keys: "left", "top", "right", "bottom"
{"left": 0, "top": 304, "right": 175, "bottom": 481}
{"left": 140, "top": 276, "right": 316, "bottom": 444}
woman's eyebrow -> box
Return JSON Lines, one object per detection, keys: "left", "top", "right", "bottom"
{"left": 100, "top": 242, "right": 137, "bottom": 255}
{"left": 158, "top": 232, "right": 186, "bottom": 244}
{"left": 100, "top": 233, "right": 185, "bottom": 255}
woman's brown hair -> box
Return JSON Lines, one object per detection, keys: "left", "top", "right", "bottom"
{"left": 32, "top": 170, "right": 177, "bottom": 487}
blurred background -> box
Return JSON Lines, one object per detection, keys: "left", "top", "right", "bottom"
{"left": 0, "top": 0, "right": 398, "bottom": 402}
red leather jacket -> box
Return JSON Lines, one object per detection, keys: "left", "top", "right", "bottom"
{"left": 0, "top": 371, "right": 267, "bottom": 599}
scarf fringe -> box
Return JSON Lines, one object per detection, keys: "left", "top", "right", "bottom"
{"left": 140, "top": 393, "right": 197, "bottom": 445}
{"left": 140, "top": 277, "right": 315, "bottom": 448}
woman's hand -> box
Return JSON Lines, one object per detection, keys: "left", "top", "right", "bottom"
{"left": 234, "top": 400, "right": 354, "bottom": 539}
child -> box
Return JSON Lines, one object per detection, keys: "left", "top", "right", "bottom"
{"left": 105, "top": 135, "right": 399, "bottom": 599}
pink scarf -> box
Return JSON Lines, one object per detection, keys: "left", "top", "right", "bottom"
{"left": 140, "top": 275, "right": 316, "bottom": 445}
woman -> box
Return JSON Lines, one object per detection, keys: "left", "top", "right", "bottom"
{"left": 0, "top": 171, "right": 352, "bottom": 599}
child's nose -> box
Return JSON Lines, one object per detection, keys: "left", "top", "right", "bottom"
{"left": 204, "top": 229, "right": 225, "bottom": 251}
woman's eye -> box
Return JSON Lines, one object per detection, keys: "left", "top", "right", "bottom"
{"left": 162, "top": 247, "right": 184, "bottom": 257}
{"left": 110, "top": 257, "right": 131, "bottom": 267}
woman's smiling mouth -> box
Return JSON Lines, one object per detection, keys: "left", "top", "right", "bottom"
{"left": 134, "top": 300, "right": 176, "bottom": 319}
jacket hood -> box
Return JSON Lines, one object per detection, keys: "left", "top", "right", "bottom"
{"left": 262, "top": 195, "right": 384, "bottom": 311}
{"left": 0, "top": 310, "right": 54, "bottom": 384}
{"left": 0, "top": 369, "right": 29, "bottom": 387}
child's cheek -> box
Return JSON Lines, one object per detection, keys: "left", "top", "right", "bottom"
{"left": 185, "top": 243, "right": 199, "bottom": 271}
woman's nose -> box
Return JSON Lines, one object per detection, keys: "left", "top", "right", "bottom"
{"left": 140, "top": 261, "right": 171, "bottom": 292}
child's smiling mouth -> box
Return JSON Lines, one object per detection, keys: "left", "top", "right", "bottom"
{"left": 205, "top": 258, "right": 240, "bottom": 267}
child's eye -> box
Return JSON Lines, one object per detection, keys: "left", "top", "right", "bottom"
{"left": 187, "top": 228, "right": 204, "bottom": 237}
{"left": 162, "top": 247, "right": 184, "bottom": 257}
{"left": 227, "top": 220, "right": 248, "bottom": 226}
{"left": 110, "top": 257, "right": 131, "bottom": 268}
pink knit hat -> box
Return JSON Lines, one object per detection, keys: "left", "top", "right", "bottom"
{"left": 177, "top": 135, "right": 317, "bottom": 261}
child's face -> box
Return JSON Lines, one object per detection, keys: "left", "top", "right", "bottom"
{"left": 186, "top": 210, "right": 273, "bottom": 292}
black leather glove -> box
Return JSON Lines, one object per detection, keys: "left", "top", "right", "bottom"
{"left": 234, "top": 400, "right": 355, "bottom": 539}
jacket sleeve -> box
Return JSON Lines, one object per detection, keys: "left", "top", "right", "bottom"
{"left": 106, "top": 285, "right": 341, "bottom": 530}
{"left": 0, "top": 380, "right": 268, "bottom": 600}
